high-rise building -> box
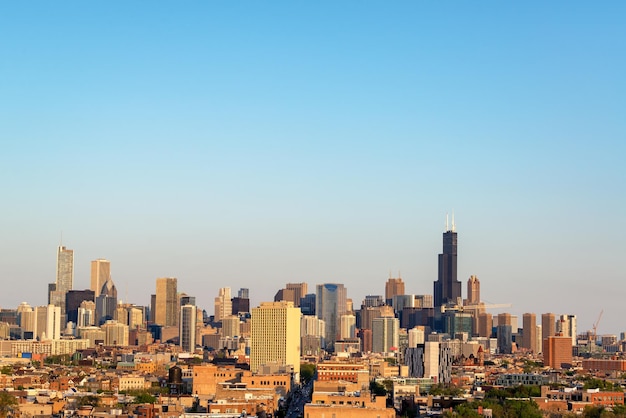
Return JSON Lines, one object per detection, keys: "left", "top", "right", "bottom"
{"left": 286, "top": 283, "right": 308, "bottom": 307}
{"left": 372, "top": 316, "right": 399, "bottom": 354}
{"left": 214, "top": 287, "right": 232, "bottom": 323}
{"left": 155, "top": 278, "right": 178, "bottom": 327}
{"left": 65, "top": 290, "right": 95, "bottom": 325}
{"left": 477, "top": 313, "right": 493, "bottom": 338}
{"left": 49, "top": 245, "right": 75, "bottom": 323}
{"left": 544, "top": 335, "right": 573, "bottom": 369}
{"left": 251, "top": 301, "right": 301, "bottom": 375}
{"left": 91, "top": 259, "right": 111, "bottom": 298}
{"left": 180, "top": 304, "right": 197, "bottom": 352}
{"left": 316, "top": 284, "right": 347, "bottom": 351}
{"left": 385, "top": 277, "right": 405, "bottom": 304}
{"left": 96, "top": 277, "right": 117, "bottom": 325}
{"left": 433, "top": 218, "right": 461, "bottom": 307}
{"left": 339, "top": 314, "right": 356, "bottom": 340}
{"left": 522, "top": 313, "right": 537, "bottom": 352}
{"left": 34, "top": 305, "right": 61, "bottom": 341}
{"left": 237, "top": 288, "right": 249, "bottom": 299}
{"left": 542, "top": 313, "right": 556, "bottom": 353}
{"left": 466, "top": 275, "right": 480, "bottom": 305}
{"left": 56, "top": 246, "right": 74, "bottom": 293}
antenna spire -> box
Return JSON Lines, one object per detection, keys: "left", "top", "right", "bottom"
{"left": 446, "top": 213, "right": 449, "bottom": 231}
{"left": 452, "top": 211, "right": 456, "bottom": 232}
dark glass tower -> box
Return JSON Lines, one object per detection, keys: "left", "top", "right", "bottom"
{"left": 433, "top": 227, "right": 462, "bottom": 307}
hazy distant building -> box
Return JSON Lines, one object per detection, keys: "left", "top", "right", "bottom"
{"left": 155, "top": 277, "right": 178, "bottom": 327}
{"left": 300, "top": 293, "right": 316, "bottom": 316}
{"left": 90, "top": 259, "right": 111, "bottom": 298}
{"left": 477, "top": 313, "right": 493, "bottom": 338}
{"left": 385, "top": 277, "right": 405, "bottom": 305}
{"left": 231, "top": 297, "right": 250, "bottom": 315}
{"left": 466, "top": 275, "right": 480, "bottom": 305}
{"left": 77, "top": 300, "right": 96, "bottom": 328}
{"left": 433, "top": 219, "right": 461, "bottom": 307}
{"left": 237, "top": 288, "right": 249, "bottom": 299}
{"left": 286, "top": 283, "right": 308, "bottom": 307}
{"left": 316, "top": 284, "right": 347, "bottom": 350}
{"left": 362, "top": 295, "right": 384, "bottom": 308}
{"left": 251, "top": 301, "right": 301, "bottom": 375}
{"left": 34, "top": 305, "right": 61, "bottom": 341}
{"left": 101, "top": 320, "right": 129, "bottom": 346}
{"left": 274, "top": 288, "right": 296, "bottom": 304}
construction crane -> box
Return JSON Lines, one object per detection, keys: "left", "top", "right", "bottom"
{"left": 590, "top": 310, "right": 603, "bottom": 353}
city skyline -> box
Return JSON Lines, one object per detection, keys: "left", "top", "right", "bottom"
{"left": 1, "top": 3, "right": 625, "bottom": 335}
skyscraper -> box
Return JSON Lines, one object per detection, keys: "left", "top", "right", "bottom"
{"left": 214, "top": 287, "right": 232, "bottom": 323}
{"left": 466, "top": 275, "right": 480, "bottom": 305}
{"left": 433, "top": 218, "right": 461, "bottom": 307}
{"left": 251, "top": 301, "right": 301, "bottom": 375}
{"left": 155, "top": 277, "right": 178, "bottom": 327}
{"left": 286, "top": 283, "right": 308, "bottom": 307}
{"left": 542, "top": 313, "right": 556, "bottom": 353}
{"left": 385, "top": 277, "right": 405, "bottom": 304}
{"left": 56, "top": 246, "right": 74, "bottom": 293}
{"left": 180, "top": 304, "right": 197, "bottom": 352}
{"left": 91, "top": 259, "right": 111, "bottom": 298}
{"left": 522, "top": 313, "right": 537, "bottom": 352}
{"left": 49, "top": 245, "right": 74, "bottom": 323}
{"left": 372, "top": 316, "right": 399, "bottom": 354}
{"left": 316, "top": 283, "right": 347, "bottom": 351}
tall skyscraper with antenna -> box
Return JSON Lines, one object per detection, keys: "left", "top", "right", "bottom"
{"left": 433, "top": 215, "right": 462, "bottom": 308}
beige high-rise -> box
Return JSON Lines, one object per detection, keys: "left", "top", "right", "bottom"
{"left": 251, "top": 301, "right": 301, "bottom": 375}
{"left": 466, "top": 275, "right": 480, "bottom": 305}
{"left": 155, "top": 277, "right": 178, "bottom": 327}
{"left": 522, "top": 313, "right": 537, "bottom": 352}
{"left": 91, "top": 259, "right": 111, "bottom": 298}
{"left": 214, "top": 287, "right": 232, "bottom": 322}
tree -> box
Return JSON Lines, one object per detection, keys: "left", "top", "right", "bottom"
{"left": 369, "top": 381, "right": 387, "bottom": 397}
{"left": 300, "top": 364, "right": 316, "bottom": 383}
{"left": 0, "top": 391, "right": 18, "bottom": 418}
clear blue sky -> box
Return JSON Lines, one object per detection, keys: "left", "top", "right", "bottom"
{"left": 1, "top": 2, "right": 624, "bottom": 335}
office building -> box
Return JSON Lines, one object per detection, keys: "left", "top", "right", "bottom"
{"left": 56, "top": 245, "right": 74, "bottom": 292}
{"left": 385, "top": 277, "right": 405, "bottom": 305}
{"left": 96, "top": 277, "right": 118, "bottom": 325}
{"left": 65, "top": 290, "right": 95, "bottom": 325}
{"left": 339, "top": 314, "right": 356, "bottom": 340}
{"left": 231, "top": 297, "right": 250, "bottom": 315}
{"left": 300, "top": 293, "right": 316, "bottom": 315}
{"left": 522, "top": 313, "right": 537, "bottom": 352}
{"left": 101, "top": 320, "right": 129, "bottom": 346}
{"left": 433, "top": 217, "right": 461, "bottom": 307}
{"left": 466, "top": 275, "right": 480, "bottom": 305}
{"left": 372, "top": 316, "right": 399, "bottom": 354}
{"left": 316, "top": 283, "right": 347, "bottom": 350}
{"left": 544, "top": 335, "right": 573, "bottom": 369}
{"left": 180, "top": 304, "right": 197, "bottom": 352}
{"left": 251, "top": 301, "right": 301, "bottom": 375}
{"left": 214, "top": 287, "right": 232, "bottom": 323}
{"left": 90, "top": 259, "right": 111, "bottom": 298}
{"left": 286, "top": 283, "right": 308, "bottom": 307}
{"left": 542, "top": 313, "right": 556, "bottom": 343}
{"left": 155, "top": 278, "right": 178, "bottom": 327}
